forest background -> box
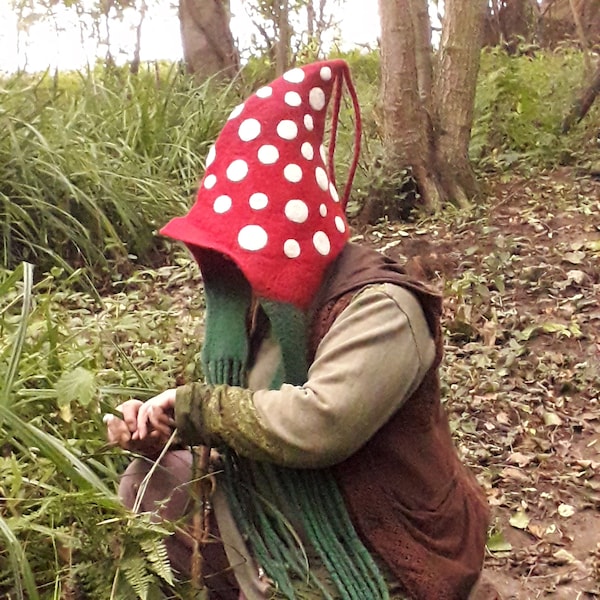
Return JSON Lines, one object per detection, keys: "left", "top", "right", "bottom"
{"left": 1, "top": 1, "right": 599, "bottom": 599}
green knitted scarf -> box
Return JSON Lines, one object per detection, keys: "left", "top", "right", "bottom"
{"left": 201, "top": 267, "right": 389, "bottom": 600}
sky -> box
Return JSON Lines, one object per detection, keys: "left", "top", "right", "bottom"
{"left": 0, "top": 0, "right": 382, "bottom": 74}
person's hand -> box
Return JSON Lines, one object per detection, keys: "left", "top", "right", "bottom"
{"left": 136, "top": 389, "right": 177, "bottom": 440}
{"left": 104, "top": 398, "right": 171, "bottom": 457}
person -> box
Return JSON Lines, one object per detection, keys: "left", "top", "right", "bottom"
{"left": 105, "top": 59, "right": 490, "bottom": 600}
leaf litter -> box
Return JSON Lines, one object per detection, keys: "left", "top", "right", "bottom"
{"left": 355, "top": 167, "right": 600, "bottom": 599}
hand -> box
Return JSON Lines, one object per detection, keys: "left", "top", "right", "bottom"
{"left": 104, "top": 398, "right": 171, "bottom": 456}
{"left": 136, "top": 389, "right": 177, "bottom": 440}
{"left": 104, "top": 399, "right": 143, "bottom": 448}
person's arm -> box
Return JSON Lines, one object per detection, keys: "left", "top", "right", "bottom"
{"left": 152, "top": 284, "right": 436, "bottom": 468}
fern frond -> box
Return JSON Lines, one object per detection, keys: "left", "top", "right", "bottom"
{"left": 140, "top": 538, "right": 174, "bottom": 585}
{"left": 121, "top": 556, "right": 152, "bottom": 600}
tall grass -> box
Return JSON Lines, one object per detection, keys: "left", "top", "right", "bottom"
{"left": 0, "top": 260, "right": 206, "bottom": 598}
{"left": 0, "top": 65, "right": 239, "bottom": 277}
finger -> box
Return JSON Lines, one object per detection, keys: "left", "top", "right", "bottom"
{"left": 117, "top": 400, "right": 142, "bottom": 433}
{"left": 105, "top": 417, "right": 132, "bottom": 447}
{"left": 136, "top": 404, "right": 151, "bottom": 439}
{"left": 147, "top": 408, "right": 174, "bottom": 437}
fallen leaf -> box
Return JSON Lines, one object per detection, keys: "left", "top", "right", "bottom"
{"left": 509, "top": 510, "right": 530, "bottom": 530}
{"left": 507, "top": 451, "right": 535, "bottom": 467}
{"left": 551, "top": 549, "right": 576, "bottom": 565}
{"left": 543, "top": 411, "right": 563, "bottom": 427}
{"left": 557, "top": 503, "right": 575, "bottom": 518}
{"left": 486, "top": 531, "right": 512, "bottom": 553}
{"left": 566, "top": 269, "right": 587, "bottom": 285}
{"left": 563, "top": 251, "right": 586, "bottom": 264}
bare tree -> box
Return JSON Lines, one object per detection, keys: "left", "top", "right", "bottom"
{"left": 179, "top": 0, "right": 240, "bottom": 81}
{"left": 540, "top": 0, "right": 600, "bottom": 47}
{"left": 561, "top": 59, "right": 600, "bottom": 133}
{"left": 482, "top": 0, "right": 538, "bottom": 51}
{"left": 375, "top": 0, "right": 487, "bottom": 213}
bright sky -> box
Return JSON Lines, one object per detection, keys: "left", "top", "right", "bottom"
{"left": 0, "top": 1, "right": 381, "bottom": 74}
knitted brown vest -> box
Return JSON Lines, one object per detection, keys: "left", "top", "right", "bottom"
{"left": 308, "top": 244, "right": 490, "bottom": 600}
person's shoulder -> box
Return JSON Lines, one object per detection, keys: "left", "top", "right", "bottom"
{"left": 351, "top": 281, "right": 420, "bottom": 307}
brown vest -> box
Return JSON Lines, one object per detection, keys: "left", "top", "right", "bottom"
{"left": 309, "top": 244, "right": 490, "bottom": 600}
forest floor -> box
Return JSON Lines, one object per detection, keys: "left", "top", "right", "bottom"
{"left": 353, "top": 166, "right": 600, "bottom": 599}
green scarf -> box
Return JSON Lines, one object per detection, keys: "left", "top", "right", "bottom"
{"left": 201, "top": 271, "right": 388, "bottom": 600}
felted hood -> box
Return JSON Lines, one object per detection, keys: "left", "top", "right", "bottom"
{"left": 160, "top": 59, "right": 361, "bottom": 310}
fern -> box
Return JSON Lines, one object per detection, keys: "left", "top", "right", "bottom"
{"left": 120, "top": 556, "right": 153, "bottom": 600}
{"left": 139, "top": 538, "right": 174, "bottom": 586}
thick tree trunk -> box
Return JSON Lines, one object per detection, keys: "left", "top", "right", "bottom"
{"left": 434, "top": 0, "right": 487, "bottom": 203}
{"left": 377, "top": 0, "right": 444, "bottom": 212}
{"left": 179, "top": 0, "right": 240, "bottom": 82}
{"left": 411, "top": 0, "right": 433, "bottom": 102}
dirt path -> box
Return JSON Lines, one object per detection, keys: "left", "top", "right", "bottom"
{"left": 355, "top": 168, "right": 600, "bottom": 599}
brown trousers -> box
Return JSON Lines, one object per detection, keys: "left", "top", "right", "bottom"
{"left": 119, "top": 450, "right": 243, "bottom": 600}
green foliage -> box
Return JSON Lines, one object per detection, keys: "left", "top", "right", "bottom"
{"left": 472, "top": 48, "right": 600, "bottom": 170}
{"left": 0, "top": 65, "right": 239, "bottom": 277}
{"left": 0, "top": 261, "right": 205, "bottom": 598}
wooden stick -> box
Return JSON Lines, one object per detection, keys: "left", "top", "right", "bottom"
{"left": 191, "top": 444, "right": 213, "bottom": 595}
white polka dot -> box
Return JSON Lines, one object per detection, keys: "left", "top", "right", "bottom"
{"left": 313, "top": 231, "right": 331, "bottom": 256}
{"left": 301, "top": 142, "right": 314, "bottom": 160}
{"left": 238, "top": 119, "right": 261, "bottom": 142}
{"left": 249, "top": 192, "right": 268, "bottom": 210}
{"left": 284, "top": 239, "right": 301, "bottom": 258}
{"left": 285, "top": 91, "right": 302, "bottom": 107}
{"left": 258, "top": 145, "right": 279, "bottom": 165}
{"left": 304, "top": 114, "right": 314, "bottom": 131}
{"left": 285, "top": 199, "right": 309, "bottom": 223}
{"left": 284, "top": 164, "right": 303, "bottom": 183}
{"left": 227, "top": 159, "right": 248, "bottom": 182}
{"left": 319, "top": 203, "right": 327, "bottom": 217}
{"left": 238, "top": 225, "right": 268, "bottom": 251}
{"left": 206, "top": 145, "right": 216, "bottom": 167}
{"left": 277, "top": 120, "right": 298, "bottom": 140}
{"left": 315, "top": 167, "right": 328, "bottom": 191}
{"left": 228, "top": 103, "right": 244, "bottom": 120}
{"left": 309, "top": 87, "right": 326, "bottom": 111}
{"left": 320, "top": 145, "right": 328, "bottom": 163}
{"left": 283, "top": 68, "right": 305, "bottom": 83}
{"left": 256, "top": 86, "right": 273, "bottom": 98}
{"left": 329, "top": 183, "right": 339, "bottom": 202}
{"left": 213, "top": 195, "right": 232, "bottom": 214}
{"left": 204, "top": 174, "right": 217, "bottom": 189}
{"left": 320, "top": 66, "right": 332, "bottom": 81}
{"left": 335, "top": 216, "right": 346, "bottom": 233}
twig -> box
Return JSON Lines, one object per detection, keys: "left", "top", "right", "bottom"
{"left": 190, "top": 445, "right": 213, "bottom": 593}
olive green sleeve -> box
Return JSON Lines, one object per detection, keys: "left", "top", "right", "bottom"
{"left": 174, "top": 382, "right": 298, "bottom": 463}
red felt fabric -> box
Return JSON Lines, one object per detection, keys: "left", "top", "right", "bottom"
{"left": 160, "top": 59, "right": 361, "bottom": 310}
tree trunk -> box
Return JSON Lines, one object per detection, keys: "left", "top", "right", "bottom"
{"left": 179, "top": 0, "right": 240, "bottom": 82}
{"left": 377, "top": 0, "right": 444, "bottom": 212}
{"left": 130, "top": 0, "right": 147, "bottom": 75}
{"left": 411, "top": 0, "right": 433, "bottom": 103}
{"left": 561, "top": 60, "right": 600, "bottom": 133}
{"left": 434, "top": 0, "right": 487, "bottom": 202}
{"left": 540, "top": 0, "right": 600, "bottom": 47}
{"left": 274, "top": 1, "right": 291, "bottom": 76}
